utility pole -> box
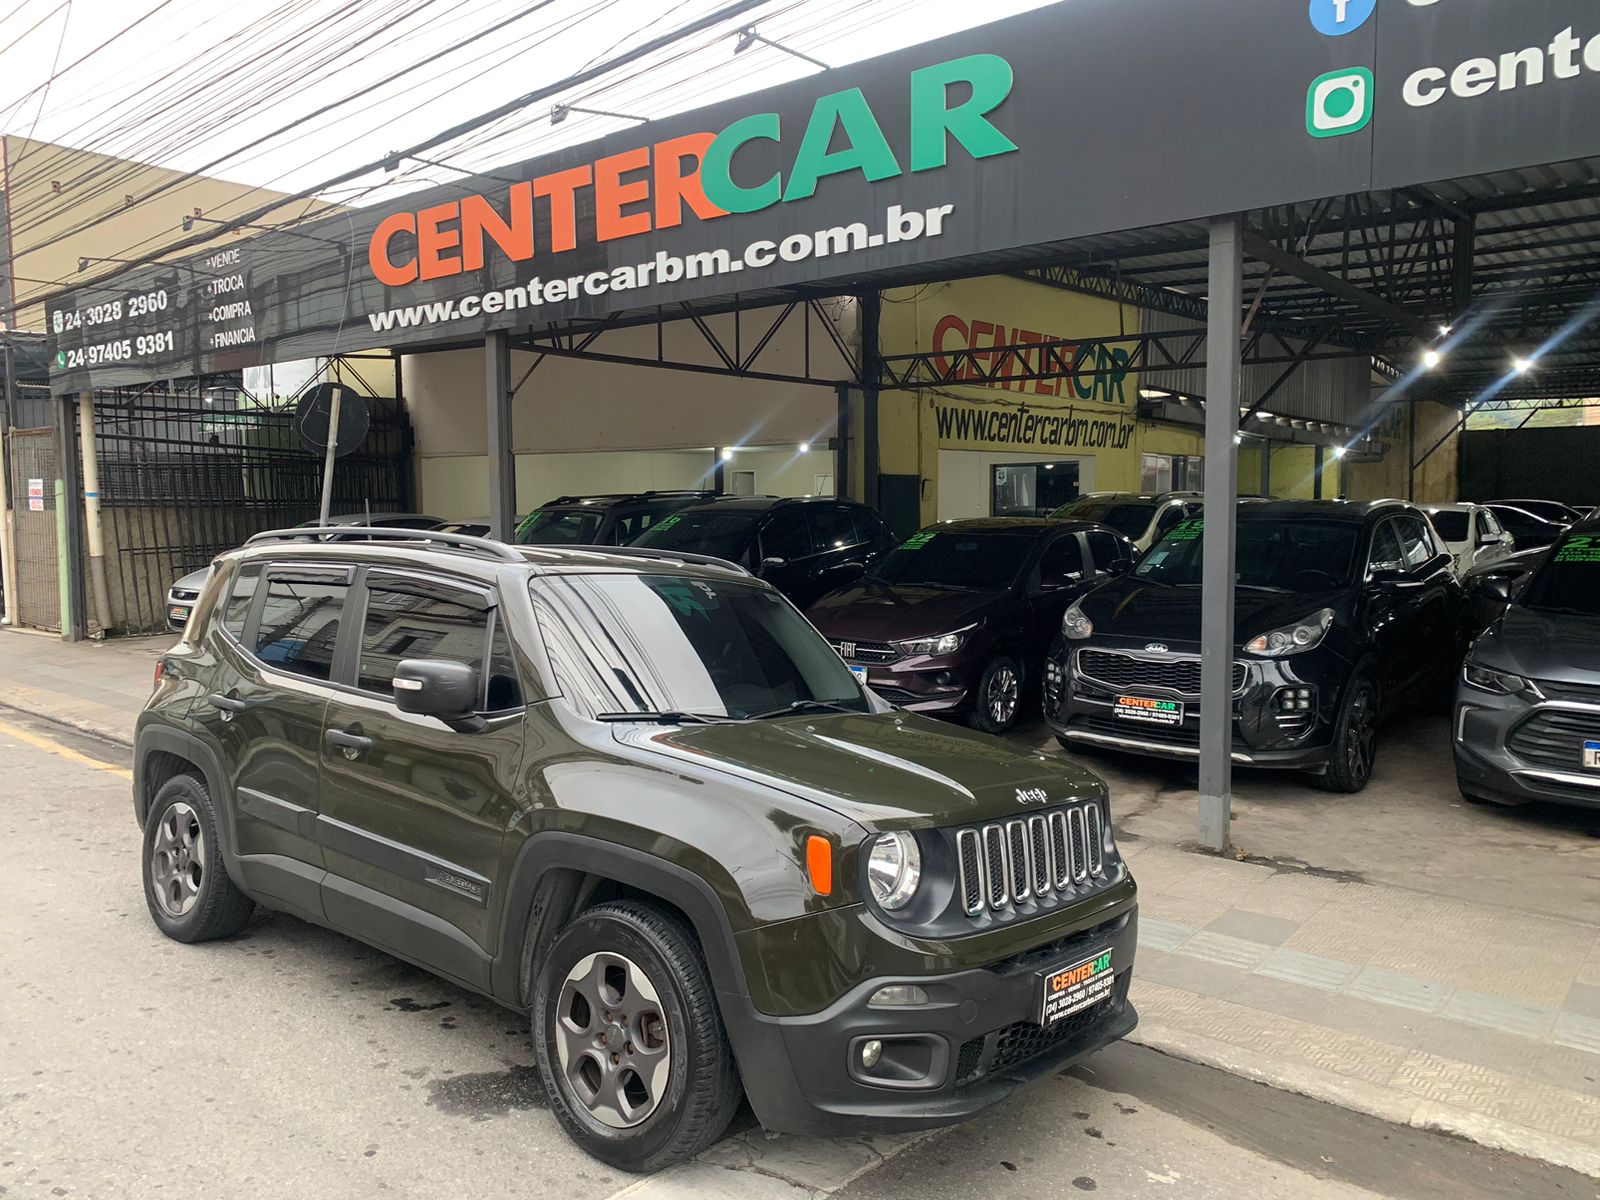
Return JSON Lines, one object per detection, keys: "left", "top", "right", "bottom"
{"left": 0, "top": 337, "right": 18, "bottom": 625}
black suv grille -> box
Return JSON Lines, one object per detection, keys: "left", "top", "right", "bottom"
{"left": 954, "top": 972, "right": 1130, "bottom": 1087}
{"left": 954, "top": 805, "right": 1104, "bottom": 918}
{"left": 1509, "top": 708, "right": 1600, "bottom": 771}
{"left": 830, "top": 639, "right": 900, "bottom": 665}
{"left": 1076, "top": 649, "right": 1245, "bottom": 696}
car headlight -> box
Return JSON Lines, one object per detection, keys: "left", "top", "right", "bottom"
{"left": 901, "top": 629, "right": 968, "bottom": 656}
{"left": 865, "top": 831, "right": 922, "bottom": 911}
{"left": 1244, "top": 608, "right": 1333, "bottom": 657}
{"left": 1062, "top": 601, "right": 1094, "bottom": 640}
{"left": 1463, "top": 661, "right": 1544, "bottom": 703}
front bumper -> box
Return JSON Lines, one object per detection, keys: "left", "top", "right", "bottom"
{"left": 724, "top": 906, "right": 1138, "bottom": 1136}
{"left": 1046, "top": 643, "right": 1339, "bottom": 770}
{"left": 835, "top": 645, "right": 986, "bottom": 715}
{"left": 1455, "top": 689, "right": 1600, "bottom": 810}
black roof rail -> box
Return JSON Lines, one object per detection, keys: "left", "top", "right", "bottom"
{"left": 243, "top": 526, "right": 524, "bottom": 563}
{"left": 555, "top": 544, "right": 752, "bottom": 576}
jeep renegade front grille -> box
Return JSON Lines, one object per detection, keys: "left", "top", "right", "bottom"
{"left": 954, "top": 805, "right": 1105, "bottom": 917}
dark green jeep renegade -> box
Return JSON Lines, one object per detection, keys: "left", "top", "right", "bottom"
{"left": 134, "top": 528, "right": 1138, "bottom": 1172}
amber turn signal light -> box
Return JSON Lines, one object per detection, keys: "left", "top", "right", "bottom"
{"left": 806, "top": 835, "right": 833, "bottom": 897}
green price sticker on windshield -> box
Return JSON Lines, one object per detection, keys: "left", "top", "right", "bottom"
{"left": 901, "top": 530, "right": 938, "bottom": 551}
{"left": 1556, "top": 534, "right": 1600, "bottom": 563}
{"left": 653, "top": 514, "right": 683, "bottom": 533}
{"left": 1169, "top": 518, "right": 1204, "bottom": 541}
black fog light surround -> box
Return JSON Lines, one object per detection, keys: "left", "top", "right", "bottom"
{"left": 848, "top": 1034, "right": 948, "bottom": 1089}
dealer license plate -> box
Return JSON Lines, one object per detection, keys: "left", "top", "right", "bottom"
{"left": 1037, "top": 949, "right": 1116, "bottom": 1026}
{"left": 849, "top": 666, "right": 869, "bottom": 684}
{"left": 168, "top": 605, "right": 190, "bottom": 625}
{"left": 1114, "top": 695, "right": 1183, "bottom": 727}
{"left": 1585, "top": 741, "right": 1600, "bottom": 770}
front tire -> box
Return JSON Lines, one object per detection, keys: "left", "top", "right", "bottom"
{"left": 1313, "top": 674, "right": 1380, "bottom": 794}
{"left": 141, "top": 774, "right": 254, "bottom": 942}
{"left": 534, "top": 901, "right": 740, "bottom": 1173}
{"left": 970, "top": 654, "right": 1023, "bottom": 735}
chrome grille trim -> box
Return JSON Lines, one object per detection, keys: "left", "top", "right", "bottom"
{"left": 983, "top": 825, "right": 1008, "bottom": 910}
{"left": 955, "top": 803, "right": 1108, "bottom": 917}
{"left": 956, "top": 829, "right": 985, "bottom": 916}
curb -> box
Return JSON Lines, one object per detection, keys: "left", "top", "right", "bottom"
{"left": 0, "top": 690, "right": 133, "bottom": 749}
{"left": 1127, "top": 1021, "right": 1600, "bottom": 1180}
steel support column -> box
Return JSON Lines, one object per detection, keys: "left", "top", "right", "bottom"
{"left": 860, "top": 293, "right": 882, "bottom": 510}
{"left": 54, "top": 393, "right": 86, "bottom": 642}
{"left": 834, "top": 382, "right": 852, "bottom": 501}
{"left": 1199, "top": 216, "right": 1244, "bottom": 853}
{"left": 485, "top": 331, "right": 516, "bottom": 542}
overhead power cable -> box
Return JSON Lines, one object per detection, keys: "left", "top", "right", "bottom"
{"left": 23, "top": 0, "right": 773, "bottom": 303}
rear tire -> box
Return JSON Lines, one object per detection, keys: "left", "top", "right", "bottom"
{"left": 534, "top": 901, "right": 741, "bottom": 1173}
{"left": 1313, "top": 675, "right": 1380, "bottom": 794}
{"left": 141, "top": 773, "right": 254, "bottom": 942}
{"left": 969, "top": 654, "right": 1023, "bottom": 735}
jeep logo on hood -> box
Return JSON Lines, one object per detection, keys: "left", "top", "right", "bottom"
{"left": 1016, "top": 787, "right": 1049, "bottom": 805}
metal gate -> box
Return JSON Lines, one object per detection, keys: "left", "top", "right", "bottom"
{"left": 7, "top": 426, "right": 62, "bottom": 632}
{"left": 90, "top": 391, "right": 413, "bottom": 634}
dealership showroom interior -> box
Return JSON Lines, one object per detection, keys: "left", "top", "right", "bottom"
{"left": 5, "top": 0, "right": 1600, "bottom": 1197}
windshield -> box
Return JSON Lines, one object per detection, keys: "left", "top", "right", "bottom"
{"left": 1522, "top": 532, "right": 1600, "bottom": 616}
{"left": 1133, "top": 517, "right": 1360, "bottom": 592}
{"left": 517, "top": 508, "right": 605, "bottom": 546}
{"left": 1052, "top": 497, "right": 1156, "bottom": 540}
{"left": 1429, "top": 511, "right": 1469, "bottom": 542}
{"left": 530, "top": 574, "right": 868, "bottom": 719}
{"left": 630, "top": 509, "right": 757, "bottom": 558}
{"left": 870, "top": 529, "right": 1038, "bottom": 589}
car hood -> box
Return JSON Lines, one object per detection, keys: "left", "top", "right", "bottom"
{"left": 171, "top": 568, "right": 210, "bottom": 592}
{"left": 1079, "top": 578, "right": 1344, "bottom": 647}
{"left": 806, "top": 582, "right": 1001, "bottom": 641}
{"left": 1476, "top": 604, "right": 1600, "bottom": 683}
{"left": 623, "top": 711, "right": 1106, "bottom": 830}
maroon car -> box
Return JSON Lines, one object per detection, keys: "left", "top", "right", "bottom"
{"left": 807, "top": 518, "right": 1136, "bottom": 733}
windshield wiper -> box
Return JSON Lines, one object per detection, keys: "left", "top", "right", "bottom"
{"left": 596, "top": 710, "right": 735, "bottom": 725}
{"left": 745, "top": 699, "right": 865, "bottom": 721}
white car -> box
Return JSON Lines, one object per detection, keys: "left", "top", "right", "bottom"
{"left": 1423, "top": 503, "right": 1516, "bottom": 574}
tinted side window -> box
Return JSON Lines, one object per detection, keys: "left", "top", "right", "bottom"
{"left": 254, "top": 576, "right": 349, "bottom": 681}
{"left": 761, "top": 511, "right": 814, "bottom": 560}
{"left": 1155, "top": 505, "right": 1185, "bottom": 536}
{"left": 1367, "top": 522, "right": 1405, "bottom": 575}
{"left": 1086, "top": 530, "right": 1130, "bottom": 573}
{"left": 1038, "top": 536, "right": 1085, "bottom": 582}
{"left": 1397, "top": 516, "right": 1436, "bottom": 569}
{"left": 357, "top": 579, "right": 490, "bottom": 697}
{"left": 1476, "top": 511, "right": 1497, "bottom": 539}
{"left": 485, "top": 618, "right": 524, "bottom": 711}
{"left": 810, "top": 505, "right": 861, "bottom": 552}
{"left": 221, "top": 563, "right": 261, "bottom": 640}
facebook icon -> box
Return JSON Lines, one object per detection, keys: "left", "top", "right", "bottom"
{"left": 1309, "top": 0, "right": 1377, "bottom": 37}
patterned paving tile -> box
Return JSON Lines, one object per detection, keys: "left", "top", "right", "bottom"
{"left": 1137, "top": 918, "right": 1193, "bottom": 954}
{"left": 1255, "top": 946, "right": 1361, "bottom": 993}
{"left": 1345, "top": 967, "right": 1453, "bottom": 1014}
{"left": 1171, "top": 929, "right": 1274, "bottom": 972}
{"left": 1441, "top": 990, "right": 1558, "bottom": 1041}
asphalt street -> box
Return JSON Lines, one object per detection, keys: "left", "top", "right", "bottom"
{"left": 1, "top": 707, "right": 1594, "bottom": 1200}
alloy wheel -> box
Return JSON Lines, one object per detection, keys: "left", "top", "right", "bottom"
{"left": 988, "top": 665, "right": 1020, "bottom": 725}
{"left": 554, "top": 952, "right": 671, "bottom": 1129}
{"left": 1346, "top": 685, "right": 1377, "bottom": 783}
{"left": 150, "top": 801, "right": 205, "bottom": 918}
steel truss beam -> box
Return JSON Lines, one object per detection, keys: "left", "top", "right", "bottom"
{"left": 505, "top": 297, "right": 858, "bottom": 387}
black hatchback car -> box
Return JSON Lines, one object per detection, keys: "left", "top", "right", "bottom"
{"left": 1456, "top": 519, "right": 1600, "bottom": 810}
{"left": 807, "top": 519, "right": 1137, "bottom": 734}
{"left": 630, "top": 496, "right": 898, "bottom": 610}
{"left": 1045, "top": 501, "right": 1466, "bottom": 792}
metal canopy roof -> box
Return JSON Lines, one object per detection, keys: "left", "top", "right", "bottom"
{"left": 1016, "top": 156, "right": 1600, "bottom": 410}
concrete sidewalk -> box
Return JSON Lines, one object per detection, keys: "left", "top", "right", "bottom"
{"left": 0, "top": 626, "right": 166, "bottom": 744}
{"left": 2, "top": 628, "right": 1598, "bottom": 1177}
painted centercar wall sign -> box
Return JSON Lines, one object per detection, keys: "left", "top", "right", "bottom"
{"left": 46, "top": 0, "right": 1600, "bottom": 388}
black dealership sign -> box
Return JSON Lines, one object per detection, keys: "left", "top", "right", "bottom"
{"left": 46, "top": 0, "right": 1600, "bottom": 389}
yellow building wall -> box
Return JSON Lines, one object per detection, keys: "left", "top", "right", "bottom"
{"left": 1, "top": 135, "right": 328, "bottom": 333}
{"left": 1342, "top": 398, "right": 1460, "bottom": 503}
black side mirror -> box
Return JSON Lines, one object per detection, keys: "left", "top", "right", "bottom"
{"left": 394, "top": 659, "right": 485, "bottom": 733}
{"left": 1474, "top": 575, "right": 1514, "bottom": 602}
{"left": 759, "top": 556, "right": 787, "bottom": 578}
{"left": 1106, "top": 559, "right": 1132, "bottom": 577}
{"left": 1369, "top": 568, "right": 1409, "bottom": 589}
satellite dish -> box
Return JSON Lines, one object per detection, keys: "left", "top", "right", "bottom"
{"left": 296, "top": 382, "right": 369, "bottom": 457}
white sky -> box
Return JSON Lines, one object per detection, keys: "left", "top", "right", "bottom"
{"left": 0, "top": 0, "right": 1063, "bottom": 210}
